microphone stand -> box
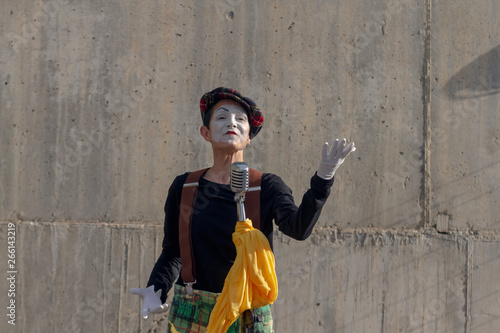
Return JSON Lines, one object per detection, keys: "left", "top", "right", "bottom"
{"left": 234, "top": 191, "right": 247, "bottom": 222}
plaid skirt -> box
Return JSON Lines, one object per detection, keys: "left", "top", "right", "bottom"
{"left": 167, "top": 284, "right": 274, "bottom": 333}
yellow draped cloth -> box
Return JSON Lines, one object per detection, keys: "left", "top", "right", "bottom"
{"left": 206, "top": 219, "right": 278, "bottom": 332}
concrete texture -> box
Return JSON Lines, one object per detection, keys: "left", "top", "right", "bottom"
{"left": 274, "top": 229, "right": 469, "bottom": 332}
{"left": 0, "top": 0, "right": 499, "bottom": 332}
{"left": 431, "top": 0, "right": 500, "bottom": 231}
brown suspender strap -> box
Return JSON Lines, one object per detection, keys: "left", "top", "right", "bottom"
{"left": 179, "top": 168, "right": 208, "bottom": 287}
{"left": 178, "top": 167, "right": 262, "bottom": 292}
{"left": 246, "top": 168, "right": 262, "bottom": 230}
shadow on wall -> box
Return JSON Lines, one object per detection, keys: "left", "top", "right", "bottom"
{"left": 446, "top": 44, "right": 500, "bottom": 100}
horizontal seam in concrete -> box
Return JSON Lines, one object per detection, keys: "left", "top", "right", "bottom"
{"left": 3, "top": 221, "right": 500, "bottom": 240}
{"left": 0, "top": 220, "right": 164, "bottom": 229}
{"left": 311, "top": 226, "right": 500, "bottom": 241}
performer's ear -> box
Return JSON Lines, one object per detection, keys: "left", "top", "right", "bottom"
{"left": 200, "top": 126, "right": 211, "bottom": 142}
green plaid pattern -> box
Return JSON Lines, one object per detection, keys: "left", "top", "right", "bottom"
{"left": 167, "top": 285, "right": 273, "bottom": 333}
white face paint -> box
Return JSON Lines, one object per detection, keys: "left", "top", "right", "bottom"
{"left": 208, "top": 102, "right": 250, "bottom": 148}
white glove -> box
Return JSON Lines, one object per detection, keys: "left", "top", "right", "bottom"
{"left": 130, "top": 285, "right": 169, "bottom": 319}
{"left": 317, "top": 138, "right": 356, "bottom": 180}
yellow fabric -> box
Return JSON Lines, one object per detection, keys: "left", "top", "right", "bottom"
{"left": 169, "top": 322, "right": 180, "bottom": 333}
{"left": 206, "top": 219, "right": 278, "bottom": 333}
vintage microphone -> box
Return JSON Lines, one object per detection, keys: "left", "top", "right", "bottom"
{"left": 230, "top": 162, "right": 250, "bottom": 221}
{"left": 230, "top": 162, "right": 255, "bottom": 332}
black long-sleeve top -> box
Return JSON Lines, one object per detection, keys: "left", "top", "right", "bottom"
{"left": 147, "top": 171, "right": 334, "bottom": 302}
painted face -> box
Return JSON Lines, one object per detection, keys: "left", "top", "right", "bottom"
{"left": 208, "top": 101, "right": 250, "bottom": 148}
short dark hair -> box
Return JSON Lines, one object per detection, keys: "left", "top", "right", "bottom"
{"left": 202, "top": 104, "right": 215, "bottom": 129}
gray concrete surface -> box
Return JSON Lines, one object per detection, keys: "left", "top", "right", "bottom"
{"left": 0, "top": 0, "right": 499, "bottom": 332}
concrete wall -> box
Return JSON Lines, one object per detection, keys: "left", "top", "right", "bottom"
{"left": 0, "top": 0, "right": 499, "bottom": 332}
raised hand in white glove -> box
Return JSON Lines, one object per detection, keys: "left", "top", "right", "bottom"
{"left": 317, "top": 138, "right": 356, "bottom": 180}
{"left": 130, "top": 285, "right": 169, "bottom": 319}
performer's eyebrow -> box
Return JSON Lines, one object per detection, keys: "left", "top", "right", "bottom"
{"left": 215, "top": 107, "right": 230, "bottom": 113}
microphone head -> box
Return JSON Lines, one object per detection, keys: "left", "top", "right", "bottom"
{"left": 230, "top": 162, "right": 249, "bottom": 194}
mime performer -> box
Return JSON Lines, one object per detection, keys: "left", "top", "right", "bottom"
{"left": 131, "top": 87, "right": 356, "bottom": 332}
